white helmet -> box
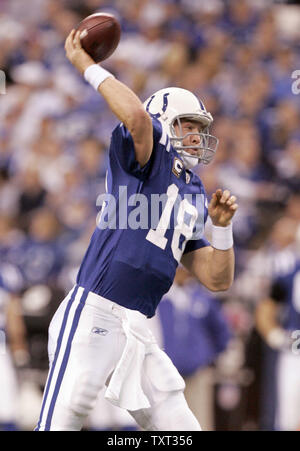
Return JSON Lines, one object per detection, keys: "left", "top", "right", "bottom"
{"left": 143, "top": 87, "right": 218, "bottom": 168}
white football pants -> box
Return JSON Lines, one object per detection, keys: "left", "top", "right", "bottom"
{"left": 35, "top": 285, "right": 201, "bottom": 431}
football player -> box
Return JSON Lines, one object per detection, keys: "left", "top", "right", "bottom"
{"left": 255, "top": 219, "right": 300, "bottom": 431}
{"left": 0, "top": 265, "right": 28, "bottom": 431}
{"left": 35, "top": 30, "right": 238, "bottom": 431}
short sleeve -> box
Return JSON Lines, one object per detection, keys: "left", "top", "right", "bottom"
{"left": 110, "top": 117, "right": 163, "bottom": 179}
{"left": 183, "top": 237, "right": 210, "bottom": 254}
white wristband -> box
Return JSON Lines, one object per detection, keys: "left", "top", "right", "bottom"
{"left": 211, "top": 223, "right": 233, "bottom": 250}
{"left": 84, "top": 64, "right": 114, "bottom": 91}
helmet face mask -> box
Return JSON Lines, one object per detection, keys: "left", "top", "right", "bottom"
{"left": 144, "top": 87, "right": 219, "bottom": 168}
{"left": 170, "top": 115, "right": 218, "bottom": 167}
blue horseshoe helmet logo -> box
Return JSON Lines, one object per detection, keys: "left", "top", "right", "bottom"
{"left": 146, "top": 93, "right": 170, "bottom": 118}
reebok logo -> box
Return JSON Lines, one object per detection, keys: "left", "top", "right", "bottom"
{"left": 91, "top": 327, "right": 108, "bottom": 336}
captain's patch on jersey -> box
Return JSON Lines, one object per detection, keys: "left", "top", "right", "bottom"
{"left": 172, "top": 157, "right": 184, "bottom": 178}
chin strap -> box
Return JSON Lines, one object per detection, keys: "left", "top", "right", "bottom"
{"left": 180, "top": 151, "right": 200, "bottom": 170}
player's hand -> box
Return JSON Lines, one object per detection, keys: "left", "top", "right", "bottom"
{"left": 65, "top": 29, "right": 95, "bottom": 74}
{"left": 208, "top": 189, "right": 238, "bottom": 227}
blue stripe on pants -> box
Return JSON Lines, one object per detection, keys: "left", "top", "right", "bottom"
{"left": 44, "top": 288, "right": 88, "bottom": 430}
{"left": 35, "top": 285, "right": 79, "bottom": 431}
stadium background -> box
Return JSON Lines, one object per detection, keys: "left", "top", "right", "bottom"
{"left": 0, "top": 0, "right": 300, "bottom": 431}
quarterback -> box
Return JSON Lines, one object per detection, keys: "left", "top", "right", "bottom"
{"left": 35, "top": 30, "right": 238, "bottom": 431}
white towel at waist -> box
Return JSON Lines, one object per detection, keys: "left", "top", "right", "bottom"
{"left": 105, "top": 312, "right": 150, "bottom": 410}
{"left": 104, "top": 307, "right": 155, "bottom": 411}
{"left": 85, "top": 290, "right": 185, "bottom": 412}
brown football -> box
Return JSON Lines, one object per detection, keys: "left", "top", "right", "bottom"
{"left": 76, "top": 13, "right": 121, "bottom": 63}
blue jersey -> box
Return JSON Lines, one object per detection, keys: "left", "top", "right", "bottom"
{"left": 0, "top": 264, "right": 23, "bottom": 331}
{"left": 77, "top": 118, "right": 210, "bottom": 317}
{"left": 271, "top": 256, "right": 300, "bottom": 331}
{"left": 9, "top": 238, "right": 63, "bottom": 288}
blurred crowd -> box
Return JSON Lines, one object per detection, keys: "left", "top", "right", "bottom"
{"left": 0, "top": 0, "right": 300, "bottom": 431}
